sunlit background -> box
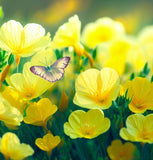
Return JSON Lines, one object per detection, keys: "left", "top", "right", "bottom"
{"left": 1, "top": 0, "right": 153, "bottom": 35}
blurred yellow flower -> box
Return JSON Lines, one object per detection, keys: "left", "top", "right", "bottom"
{"left": 81, "top": 17, "right": 125, "bottom": 48}
{"left": 126, "top": 40, "right": 146, "bottom": 73}
{"left": 120, "top": 114, "right": 153, "bottom": 143}
{"left": 64, "top": 109, "right": 110, "bottom": 139}
{"left": 0, "top": 20, "right": 51, "bottom": 57}
{"left": 138, "top": 26, "right": 153, "bottom": 73}
{"left": 138, "top": 25, "right": 153, "bottom": 45}
{"left": 107, "top": 139, "right": 139, "bottom": 160}
{"left": 35, "top": 133, "right": 61, "bottom": 152}
{"left": 121, "top": 77, "right": 153, "bottom": 113}
{"left": 53, "top": 15, "right": 84, "bottom": 56}
{"left": 53, "top": 15, "right": 80, "bottom": 47}
{"left": 96, "top": 37, "right": 131, "bottom": 75}
{"left": 7, "top": 62, "right": 53, "bottom": 100}
{"left": 24, "top": 98, "right": 57, "bottom": 126}
{"left": 73, "top": 67, "right": 120, "bottom": 109}
{"left": 0, "top": 95, "right": 23, "bottom": 127}
{"left": 0, "top": 132, "right": 34, "bottom": 160}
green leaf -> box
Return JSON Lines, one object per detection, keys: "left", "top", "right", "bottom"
{"left": 130, "top": 73, "right": 135, "bottom": 80}
{"left": 54, "top": 49, "right": 63, "bottom": 59}
{"left": 0, "top": 6, "right": 3, "bottom": 19}
{"left": 92, "top": 47, "right": 97, "bottom": 59}
{"left": 8, "top": 54, "right": 14, "bottom": 65}
{"left": 151, "top": 75, "right": 153, "bottom": 83}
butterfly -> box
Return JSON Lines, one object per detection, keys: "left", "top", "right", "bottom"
{"left": 30, "top": 56, "right": 70, "bottom": 82}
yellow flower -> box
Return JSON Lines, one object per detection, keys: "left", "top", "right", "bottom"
{"left": 30, "top": 44, "right": 57, "bottom": 66}
{"left": 122, "top": 77, "right": 153, "bottom": 113}
{"left": 53, "top": 15, "right": 81, "bottom": 48}
{"left": 96, "top": 37, "right": 131, "bottom": 75}
{"left": 73, "top": 67, "right": 120, "bottom": 109}
{"left": 24, "top": 98, "right": 57, "bottom": 126}
{"left": 2, "top": 86, "right": 28, "bottom": 114}
{"left": 126, "top": 41, "right": 146, "bottom": 73}
{"left": 53, "top": 15, "right": 94, "bottom": 66}
{"left": 120, "top": 114, "right": 153, "bottom": 143}
{"left": 64, "top": 108, "right": 110, "bottom": 139}
{"left": 138, "top": 26, "right": 153, "bottom": 73}
{"left": 138, "top": 25, "right": 153, "bottom": 45}
{"left": 0, "top": 95, "right": 23, "bottom": 127}
{"left": 81, "top": 17, "right": 125, "bottom": 48}
{"left": 107, "top": 139, "right": 139, "bottom": 160}
{"left": 0, "top": 20, "right": 51, "bottom": 57}
{"left": 0, "top": 132, "right": 34, "bottom": 160}
{"left": 7, "top": 61, "right": 53, "bottom": 100}
{"left": 35, "top": 133, "right": 61, "bottom": 152}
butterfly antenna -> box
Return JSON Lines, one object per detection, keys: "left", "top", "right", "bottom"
{"left": 38, "top": 57, "right": 50, "bottom": 66}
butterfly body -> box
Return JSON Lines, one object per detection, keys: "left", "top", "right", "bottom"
{"left": 30, "top": 57, "right": 70, "bottom": 82}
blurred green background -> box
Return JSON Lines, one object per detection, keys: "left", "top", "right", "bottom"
{"left": 1, "top": 0, "right": 153, "bottom": 35}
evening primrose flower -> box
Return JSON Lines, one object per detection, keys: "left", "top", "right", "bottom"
{"left": 73, "top": 67, "right": 120, "bottom": 109}
{"left": 35, "top": 133, "right": 61, "bottom": 152}
{"left": 7, "top": 61, "right": 53, "bottom": 100}
{"left": 0, "top": 95, "right": 23, "bottom": 127}
{"left": 64, "top": 109, "right": 110, "bottom": 139}
{"left": 24, "top": 98, "right": 57, "bottom": 127}
{"left": 121, "top": 77, "right": 153, "bottom": 113}
{"left": 53, "top": 15, "right": 93, "bottom": 66}
{"left": 107, "top": 140, "right": 140, "bottom": 160}
{"left": 2, "top": 86, "right": 28, "bottom": 114}
{"left": 0, "top": 20, "right": 51, "bottom": 57}
{"left": 0, "top": 132, "right": 34, "bottom": 160}
{"left": 126, "top": 41, "right": 146, "bottom": 73}
{"left": 120, "top": 114, "right": 153, "bottom": 143}
{"left": 81, "top": 17, "right": 125, "bottom": 48}
{"left": 138, "top": 26, "right": 153, "bottom": 72}
{"left": 96, "top": 37, "right": 131, "bottom": 75}
{"left": 53, "top": 15, "right": 82, "bottom": 54}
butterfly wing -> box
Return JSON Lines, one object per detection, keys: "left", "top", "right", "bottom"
{"left": 30, "top": 57, "right": 70, "bottom": 82}
{"left": 51, "top": 56, "right": 70, "bottom": 69}
{"left": 30, "top": 66, "right": 50, "bottom": 81}
{"left": 49, "top": 56, "right": 70, "bottom": 82}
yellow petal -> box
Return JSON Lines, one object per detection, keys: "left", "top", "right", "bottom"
{"left": 0, "top": 20, "right": 23, "bottom": 52}
{"left": 53, "top": 15, "right": 81, "bottom": 48}
{"left": 35, "top": 133, "right": 61, "bottom": 152}
{"left": 24, "top": 98, "right": 57, "bottom": 126}
{"left": 0, "top": 132, "right": 34, "bottom": 160}
{"left": 73, "top": 67, "right": 120, "bottom": 109}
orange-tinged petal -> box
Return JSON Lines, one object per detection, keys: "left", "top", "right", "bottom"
{"left": 24, "top": 98, "right": 57, "bottom": 126}
{"left": 35, "top": 133, "right": 61, "bottom": 152}
{"left": 122, "top": 77, "right": 153, "bottom": 113}
{"left": 107, "top": 139, "right": 139, "bottom": 160}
